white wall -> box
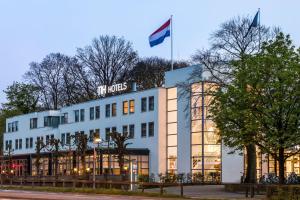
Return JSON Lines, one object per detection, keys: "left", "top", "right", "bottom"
{"left": 221, "top": 144, "right": 244, "bottom": 183}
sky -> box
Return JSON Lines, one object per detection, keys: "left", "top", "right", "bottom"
{"left": 0, "top": 0, "right": 299, "bottom": 104}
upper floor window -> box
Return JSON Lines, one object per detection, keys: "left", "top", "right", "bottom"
{"left": 148, "top": 122, "right": 154, "bottom": 137}
{"left": 66, "top": 133, "right": 71, "bottom": 145}
{"left": 105, "top": 104, "right": 110, "bottom": 118}
{"left": 61, "top": 113, "right": 68, "bottom": 124}
{"left": 141, "top": 98, "right": 147, "bottom": 112}
{"left": 61, "top": 133, "right": 65, "bottom": 146}
{"left": 30, "top": 118, "right": 38, "bottom": 129}
{"left": 80, "top": 109, "right": 85, "bottom": 121}
{"left": 44, "top": 116, "right": 60, "bottom": 128}
{"left": 8, "top": 121, "right": 18, "bottom": 132}
{"left": 74, "top": 110, "right": 79, "bottom": 122}
{"left": 19, "top": 139, "right": 22, "bottom": 149}
{"left": 129, "top": 124, "right": 135, "bottom": 138}
{"left": 129, "top": 100, "right": 135, "bottom": 113}
{"left": 95, "top": 106, "right": 100, "bottom": 119}
{"left": 123, "top": 101, "right": 129, "bottom": 115}
{"left": 149, "top": 96, "right": 154, "bottom": 111}
{"left": 90, "top": 107, "right": 95, "bottom": 120}
{"left": 26, "top": 138, "right": 29, "bottom": 149}
{"left": 141, "top": 123, "right": 147, "bottom": 137}
{"left": 112, "top": 103, "right": 117, "bottom": 117}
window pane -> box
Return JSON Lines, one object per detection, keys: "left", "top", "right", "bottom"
{"left": 167, "top": 99, "right": 177, "bottom": 111}
{"left": 167, "top": 111, "right": 177, "bottom": 123}
{"left": 112, "top": 103, "right": 117, "bottom": 116}
{"left": 203, "top": 83, "right": 218, "bottom": 93}
{"left": 168, "top": 135, "right": 177, "bottom": 146}
{"left": 204, "top": 120, "right": 217, "bottom": 132}
{"left": 148, "top": 96, "right": 154, "bottom": 111}
{"left": 123, "top": 101, "right": 128, "bottom": 115}
{"left": 191, "top": 156, "right": 202, "bottom": 169}
{"left": 191, "top": 120, "right": 202, "bottom": 132}
{"left": 191, "top": 107, "right": 201, "bottom": 120}
{"left": 204, "top": 131, "right": 220, "bottom": 144}
{"left": 204, "top": 95, "right": 214, "bottom": 106}
{"left": 191, "top": 95, "right": 201, "bottom": 108}
{"left": 191, "top": 83, "right": 202, "bottom": 94}
{"left": 192, "top": 132, "right": 202, "bottom": 144}
{"left": 192, "top": 145, "right": 202, "bottom": 157}
{"left": 168, "top": 158, "right": 177, "bottom": 170}
{"left": 167, "top": 123, "right": 177, "bottom": 135}
{"left": 204, "top": 145, "right": 221, "bottom": 157}
{"left": 203, "top": 157, "right": 221, "bottom": 170}
{"left": 129, "top": 100, "right": 135, "bottom": 113}
{"left": 141, "top": 98, "right": 147, "bottom": 112}
{"left": 167, "top": 88, "right": 177, "bottom": 99}
{"left": 167, "top": 146, "right": 177, "bottom": 158}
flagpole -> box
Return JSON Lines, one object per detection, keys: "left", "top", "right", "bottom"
{"left": 171, "top": 15, "right": 173, "bottom": 71}
{"left": 258, "top": 8, "right": 261, "bottom": 51}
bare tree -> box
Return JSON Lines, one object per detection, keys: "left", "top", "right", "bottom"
{"left": 35, "top": 139, "right": 45, "bottom": 176}
{"left": 109, "top": 131, "right": 132, "bottom": 180}
{"left": 72, "top": 133, "right": 89, "bottom": 175}
{"left": 130, "top": 57, "right": 189, "bottom": 90}
{"left": 76, "top": 35, "right": 138, "bottom": 96}
{"left": 24, "top": 53, "right": 79, "bottom": 110}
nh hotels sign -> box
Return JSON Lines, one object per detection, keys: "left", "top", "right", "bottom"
{"left": 97, "top": 82, "right": 129, "bottom": 96}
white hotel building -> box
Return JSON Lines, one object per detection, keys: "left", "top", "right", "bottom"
{"left": 2, "top": 65, "right": 245, "bottom": 183}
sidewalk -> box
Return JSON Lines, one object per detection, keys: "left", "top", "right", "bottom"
{"left": 144, "top": 185, "right": 265, "bottom": 199}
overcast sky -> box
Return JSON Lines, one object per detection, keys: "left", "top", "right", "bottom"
{"left": 0, "top": 0, "right": 299, "bottom": 104}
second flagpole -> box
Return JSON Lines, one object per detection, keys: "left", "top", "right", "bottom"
{"left": 171, "top": 15, "right": 173, "bottom": 71}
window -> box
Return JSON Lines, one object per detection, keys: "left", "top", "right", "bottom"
{"left": 129, "top": 100, "right": 135, "bottom": 113}
{"left": 74, "top": 110, "right": 79, "bottom": 122}
{"left": 122, "top": 125, "right": 128, "bottom": 135}
{"left": 95, "top": 106, "right": 100, "bottom": 119}
{"left": 141, "top": 123, "right": 147, "bottom": 137}
{"left": 61, "top": 113, "right": 68, "bottom": 124}
{"left": 26, "top": 138, "right": 29, "bottom": 149}
{"left": 15, "top": 122, "right": 18, "bottom": 131}
{"left": 149, "top": 96, "right": 154, "bottom": 111}
{"left": 105, "top": 104, "right": 110, "bottom": 117}
{"left": 112, "top": 127, "right": 117, "bottom": 133}
{"left": 90, "top": 107, "right": 95, "bottom": 120}
{"left": 105, "top": 128, "right": 110, "bottom": 141}
{"left": 15, "top": 139, "right": 18, "bottom": 150}
{"left": 46, "top": 135, "right": 50, "bottom": 145}
{"left": 44, "top": 116, "right": 60, "bottom": 127}
{"left": 30, "top": 118, "right": 38, "bottom": 129}
{"left": 61, "top": 133, "right": 65, "bottom": 145}
{"left": 5, "top": 141, "right": 8, "bottom": 151}
{"left": 18, "top": 139, "right": 22, "bottom": 149}
{"left": 66, "top": 133, "right": 70, "bottom": 145}
{"left": 123, "top": 101, "right": 129, "bottom": 115}
{"left": 129, "top": 124, "right": 135, "bottom": 138}
{"left": 141, "top": 98, "right": 147, "bottom": 112}
{"left": 30, "top": 137, "right": 33, "bottom": 148}
{"left": 89, "top": 130, "right": 94, "bottom": 142}
{"left": 80, "top": 109, "right": 85, "bottom": 121}
{"left": 148, "top": 122, "right": 154, "bottom": 137}
{"left": 112, "top": 103, "right": 117, "bottom": 117}
{"left": 8, "top": 123, "right": 12, "bottom": 132}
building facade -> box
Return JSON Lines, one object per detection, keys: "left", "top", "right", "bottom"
{"left": 2, "top": 65, "right": 245, "bottom": 183}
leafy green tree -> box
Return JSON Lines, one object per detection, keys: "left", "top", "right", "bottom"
{"left": 2, "top": 82, "right": 40, "bottom": 113}
{"left": 211, "top": 33, "right": 300, "bottom": 184}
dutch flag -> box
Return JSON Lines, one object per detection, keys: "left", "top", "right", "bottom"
{"left": 149, "top": 18, "right": 171, "bottom": 47}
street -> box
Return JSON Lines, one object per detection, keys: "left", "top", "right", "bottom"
{"left": 0, "top": 190, "right": 178, "bottom": 200}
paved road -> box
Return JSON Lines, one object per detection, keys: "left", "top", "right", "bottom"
{"left": 0, "top": 190, "right": 176, "bottom": 200}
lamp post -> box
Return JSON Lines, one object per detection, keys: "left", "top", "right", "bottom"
{"left": 93, "top": 137, "right": 102, "bottom": 189}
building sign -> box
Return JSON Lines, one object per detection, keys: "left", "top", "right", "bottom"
{"left": 97, "top": 82, "right": 128, "bottom": 96}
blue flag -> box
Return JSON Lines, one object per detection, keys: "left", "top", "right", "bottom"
{"left": 250, "top": 11, "right": 259, "bottom": 28}
{"left": 244, "top": 10, "right": 260, "bottom": 38}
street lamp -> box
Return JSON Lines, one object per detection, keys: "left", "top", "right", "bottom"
{"left": 93, "top": 137, "right": 102, "bottom": 189}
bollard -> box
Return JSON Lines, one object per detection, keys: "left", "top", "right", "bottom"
{"left": 180, "top": 183, "right": 183, "bottom": 197}
{"left": 160, "top": 185, "right": 163, "bottom": 195}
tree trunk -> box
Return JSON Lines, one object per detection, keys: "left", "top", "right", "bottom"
{"left": 244, "top": 144, "right": 257, "bottom": 183}
{"left": 278, "top": 148, "right": 285, "bottom": 184}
